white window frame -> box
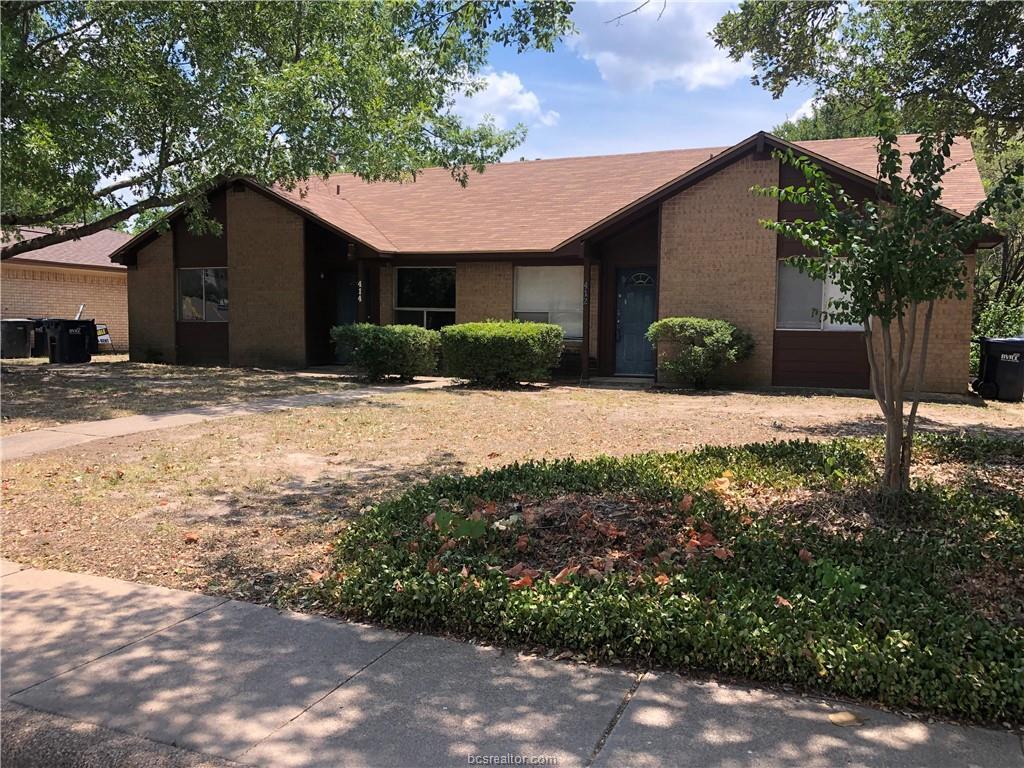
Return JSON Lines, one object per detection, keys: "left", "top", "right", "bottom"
{"left": 513, "top": 265, "right": 584, "bottom": 340}
{"left": 775, "top": 261, "right": 862, "bottom": 332}
{"left": 176, "top": 267, "right": 229, "bottom": 323}
{"left": 393, "top": 266, "right": 456, "bottom": 328}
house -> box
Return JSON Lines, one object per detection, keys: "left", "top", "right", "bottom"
{"left": 1, "top": 227, "right": 132, "bottom": 350}
{"left": 108, "top": 131, "right": 997, "bottom": 392}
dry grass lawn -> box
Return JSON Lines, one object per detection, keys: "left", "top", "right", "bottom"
{"left": 2, "top": 382, "right": 1021, "bottom": 605}
{"left": 0, "top": 356, "right": 355, "bottom": 435}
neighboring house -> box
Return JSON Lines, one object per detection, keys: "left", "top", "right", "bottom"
{"left": 1, "top": 227, "right": 132, "bottom": 351}
{"left": 108, "top": 131, "right": 998, "bottom": 393}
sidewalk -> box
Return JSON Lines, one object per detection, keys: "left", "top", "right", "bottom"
{"left": 1, "top": 561, "right": 1019, "bottom": 768}
{"left": 0, "top": 379, "right": 451, "bottom": 462}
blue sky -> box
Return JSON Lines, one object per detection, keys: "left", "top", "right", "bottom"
{"left": 455, "top": 1, "right": 817, "bottom": 160}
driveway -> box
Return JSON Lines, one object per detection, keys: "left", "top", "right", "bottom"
{"left": 3, "top": 562, "right": 1020, "bottom": 768}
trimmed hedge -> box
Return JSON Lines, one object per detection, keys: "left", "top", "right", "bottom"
{"left": 331, "top": 323, "right": 439, "bottom": 381}
{"left": 646, "top": 317, "right": 754, "bottom": 389}
{"left": 306, "top": 437, "right": 1024, "bottom": 724}
{"left": 440, "top": 320, "right": 563, "bottom": 386}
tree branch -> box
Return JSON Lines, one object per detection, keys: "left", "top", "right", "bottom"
{"left": 605, "top": 0, "right": 668, "bottom": 24}
{"left": 1, "top": 191, "right": 193, "bottom": 259}
{"left": 1, "top": 149, "right": 211, "bottom": 227}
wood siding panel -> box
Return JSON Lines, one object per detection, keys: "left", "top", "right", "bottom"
{"left": 175, "top": 321, "right": 229, "bottom": 366}
{"left": 772, "top": 330, "right": 870, "bottom": 389}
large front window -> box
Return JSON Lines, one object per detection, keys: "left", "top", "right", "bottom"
{"left": 776, "top": 262, "right": 860, "bottom": 331}
{"left": 394, "top": 267, "right": 455, "bottom": 329}
{"left": 514, "top": 265, "right": 583, "bottom": 339}
{"left": 177, "top": 268, "right": 228, "bottom": 322}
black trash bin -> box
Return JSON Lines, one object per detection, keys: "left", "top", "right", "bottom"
{"left": 1, "top": 319, "right": 34, "bottom": 358}
{"left": 29, "top": 319, "right": 48, "bottom": 357}
{"left": 41, "top": 319, "right": 95, "bottom": 364}
{"left": 972, "top": 336, "right": 1024, "bottom": 402}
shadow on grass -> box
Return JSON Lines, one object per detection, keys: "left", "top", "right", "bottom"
{"left": 0, "top": 360, "right": 356, "bottom": 429}
{"left": 168, "top": 449, "right": 470, "bottom": 601}
{"left": 796, "top": 415, "right": 1024, "bottom": 440}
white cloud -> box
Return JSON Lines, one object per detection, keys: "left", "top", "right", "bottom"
{"left": 454, "top": 71, "right": 559, "bottom": 129}
{"left": 791, "top": 96, "right": 818, "bottom": 121}
{"left": 568, "top": 1, "right": 750, "bottom": 91}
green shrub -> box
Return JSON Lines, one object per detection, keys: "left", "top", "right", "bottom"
{"left": 305, "top": 437, "right": 1023, "bottom": 724}
{"left": 439, "top": 320, "right": 563, "bottom": 386}
{"left": 646, "top": 317, "right": 754, "bottom": 389}
{"left": 971, "top": 296, "right": 1024, "bottom": 374}
{"left": 331, "top": 323, "right": 439, "bottom": 381}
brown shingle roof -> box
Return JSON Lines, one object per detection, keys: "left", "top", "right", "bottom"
{"left": 790, "top": 135, "right": 985, "bottom": 216}
{"left": 273, "top": 133, "right": 986, "bottom": 254}
{"left": 3, "top": 227, "right": 130, "bottom": 270}
{"left": 277, "top": 146, "right": 723, "bottom": 253}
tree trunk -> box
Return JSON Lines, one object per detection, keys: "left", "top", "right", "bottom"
{"left": 869, "top": 302, "right": 930, "bottom": 498}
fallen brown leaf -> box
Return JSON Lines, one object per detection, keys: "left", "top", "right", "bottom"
{"left": 828, "top": 711, "right": 865, "bottom": 727}
{"left": 510, "top": 574, "right": 534, "bottom": 590}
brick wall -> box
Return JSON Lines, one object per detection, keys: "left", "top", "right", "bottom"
{"left": 659, "top": 155, "right": 780, "bottom": 386}
{"left": 226, "top": 187, "right": 306, "bottom": 367}
{"left": 1, "top": 263, "right": 129, "bottom": 350}
{"left": 456, "top": 262, "right": 514, "bottom": 322}
{"left": 378, "top": 265, "right": 394, "bottom": 324}
{"left": 127, "top": 235, "right": 175, "bottom": 362}
{"left": 868, "top": 255, "right": 975, "bottom": 394}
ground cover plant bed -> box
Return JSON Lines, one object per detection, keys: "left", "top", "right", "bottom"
{"left": 306, "top": 436, "right": 1024, "bottom": 725}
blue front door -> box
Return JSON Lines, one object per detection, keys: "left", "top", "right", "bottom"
{"left": 615, "top": 267, "right": 657, "bottom": 375}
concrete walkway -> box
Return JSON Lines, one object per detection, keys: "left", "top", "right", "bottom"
{"left": 0, "top": 380, "right": 450, "bottom": 462}
{"left": 1, "top": 561, "right": 1020, "bottom": 768}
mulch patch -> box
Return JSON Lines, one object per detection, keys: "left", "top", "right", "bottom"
{"left": 953, "top": 561, "right": 1024, "bottom": 626}
{"left": 490, "top": 493, "right": 735, "bottom": 582}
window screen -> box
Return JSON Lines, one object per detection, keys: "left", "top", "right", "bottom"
{"left": 776, "top": 262, "right": 823, "bottom": 329}
{"left": 178, "top": 268, "right": 228, "bottom": 322}
{"left": 514, "top": 266, "right": 583, "bottom": 339}
{"left": 822, "top": 278, "right": 863, "bottom": 331}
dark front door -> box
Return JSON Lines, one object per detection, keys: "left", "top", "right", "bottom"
{"left": 615, "top": 267, "right": 657, "bottom": 375}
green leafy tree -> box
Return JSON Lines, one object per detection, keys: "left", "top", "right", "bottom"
{"left": 973, "top": 133, "right": 1024, "bottom": 330}
{"left": 773, "top": 96, "right": 918, "bottom": 143}
{"left": 714, "top": 1, "right": 1024, "bottom": 147}
{"left": 1, "top": 0, "right": 572, "bottom": 257}
{"left": 754, "top": 131, "right": 1023, "bottom": 493}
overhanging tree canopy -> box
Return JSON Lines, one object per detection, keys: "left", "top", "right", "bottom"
{"left": 713, "top": 1, "right": 1024, "bottom": 146}
{"left": 0, "top": 0, "right": 573, "bottom": 257}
